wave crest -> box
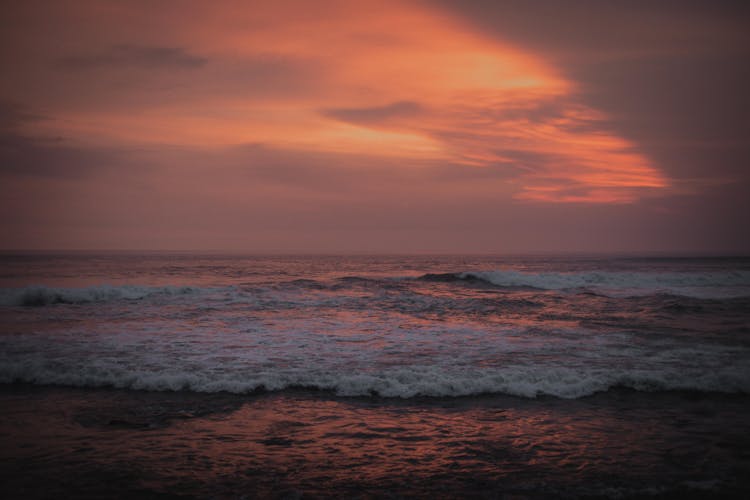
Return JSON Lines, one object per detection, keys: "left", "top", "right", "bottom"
{"left": 0, "top": 285, "right": 200, "bottom": 307}
{"left": 1, "top": 363, "right": 748, "bottom": 399}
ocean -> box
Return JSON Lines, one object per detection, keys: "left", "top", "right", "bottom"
{"left": 1, "top": 253, "right": 749, "bottom": 498}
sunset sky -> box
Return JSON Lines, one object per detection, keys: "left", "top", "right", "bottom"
{"left": 1, "top": 0, "right": 748, "bottom": 253}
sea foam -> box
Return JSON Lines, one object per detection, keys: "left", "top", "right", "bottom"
{"left": 1, "top": 356, "right": 748, "bottom": 399}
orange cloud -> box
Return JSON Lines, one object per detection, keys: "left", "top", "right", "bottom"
{"left": 14, "top": 0, "right": 668, "bottom": 203}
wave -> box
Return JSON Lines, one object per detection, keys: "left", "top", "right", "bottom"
{"left": 419, "top": 270, "right": 750, "bottom": 298}
{"left": 1, "top": 362, "right": 748, "bottom": 399}
{"left": 0, "top": 285, "right": 202, "bottom": 306}
{"left": 4, "top": 268, "right": 750, "bottom": 308}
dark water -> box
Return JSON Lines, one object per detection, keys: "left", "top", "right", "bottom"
{"left": 1, "top": 253, "right": 750, "bottom": 497}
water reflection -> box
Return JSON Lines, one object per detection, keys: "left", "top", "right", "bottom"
{"left": 3, "top": 387, "right": 749, "bottom": 497}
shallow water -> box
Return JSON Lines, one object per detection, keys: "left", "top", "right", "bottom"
{"left": 2, "top": 386, "right": 750, "bottom": 498}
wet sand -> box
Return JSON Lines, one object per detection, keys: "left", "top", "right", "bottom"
{"left": 2, "top": 385, "right": 750, "bottom": 498}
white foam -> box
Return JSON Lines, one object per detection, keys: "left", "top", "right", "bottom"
{"left": 1, "top": 361, "right": 748, "bottom": 398}
{"left": 2, "top": 330, "right": 748, "bottom": 400}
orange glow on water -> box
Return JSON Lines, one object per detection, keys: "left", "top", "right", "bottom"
{"left": 5, "top": 388, "right": 743, "bottom": 497}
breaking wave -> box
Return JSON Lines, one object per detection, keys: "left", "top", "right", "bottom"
{"left": 420, "top": 270, "right": 750, "bottom": 298}
{"left": 3, "top": 268, "right": 749, "bottom": 308}
{"left": 0, "top": 285, "right": 202, "bottom": 306}
{"left": 1, "top": 362, "right": 748, "bottom": 399}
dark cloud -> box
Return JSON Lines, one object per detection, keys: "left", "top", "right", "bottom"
{"left": 322, "top": 101, "right": 423, "bottom": 126}
{"left": 215, "top": 54, "right": 327, "bottom": 96}
{"left": 0, "top": 105, "right": 144, "bottom": 180}
{"left": 0, "top": 102, "right": 109, "bottom": 179}
{"left": 488, "top": 149, "right": 561, "bottom": 175}
{"left": 437, "top": 0, "right": 750, "bottom": 185}
{"left": 59, "top": 45, "right": 208, "bottom": 70}
{"left": 0, "top": 101, "right": 44, "bottom": 130}
{"left": 0, "top": 133, "right": 134, "bottom": 179}
{"left": 571, "top": 54, "right": 750, "bottom": 176}
{"left": 436, "top": 0, "right": 750, "bottom": 59}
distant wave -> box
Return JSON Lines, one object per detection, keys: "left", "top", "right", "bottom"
{"left": 4, "top": 268, "right": 750, "bottom": 308}
{"left": 1, "top": 362, "right": 748, "bottom": 399}
{"left": 0, "top": 285, "right": 203, "bottom": 306}
{"left": 419, "top": 270, "right": 750, "bottom": 298}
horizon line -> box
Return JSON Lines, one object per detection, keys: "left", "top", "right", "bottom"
{"left": 1, "top": 249, "right": 748, "bottom": 258}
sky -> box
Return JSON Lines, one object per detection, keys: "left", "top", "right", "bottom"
{"left": 1, "top": 0, "right": 748, "bottom": 253}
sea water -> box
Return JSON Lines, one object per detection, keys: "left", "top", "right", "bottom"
{"left": 1, "top": 253, "right": 749, "bottom": 497}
